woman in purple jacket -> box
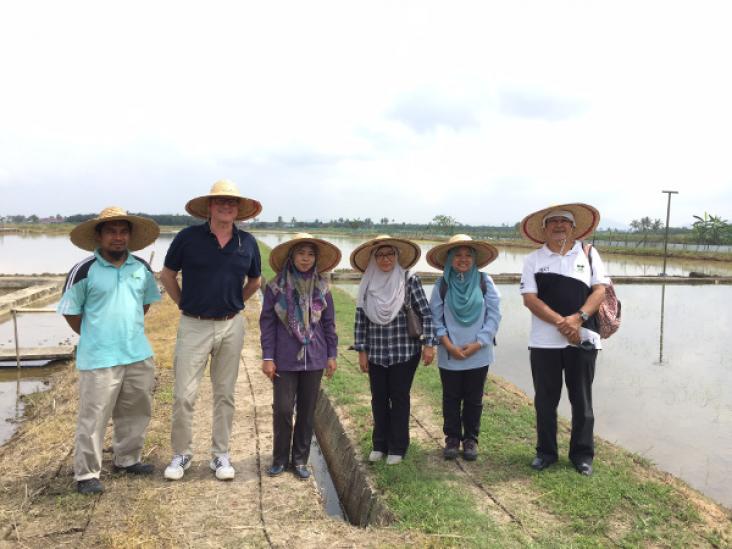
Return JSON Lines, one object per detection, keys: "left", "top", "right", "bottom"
{"left": 260, "top": 233, "right": 341, "bottom": 480}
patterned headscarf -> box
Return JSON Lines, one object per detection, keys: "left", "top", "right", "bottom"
{"left": 443, "top": 247, "right": 483, "bottom": 326}
{"left": 268, "top": 244, "right": 330, "bottom": 359}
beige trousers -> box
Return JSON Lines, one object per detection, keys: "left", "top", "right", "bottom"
{"left": 74, "top": 357, "right": 155, "bottom": 481}
{"left": 171, "top": 313, "right": 244, "bottom": 457}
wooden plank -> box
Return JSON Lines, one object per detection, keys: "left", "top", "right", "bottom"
{"left": 0, "top": 346, "right": 75, "bottom": 362}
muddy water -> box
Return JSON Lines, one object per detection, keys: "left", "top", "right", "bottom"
{"left": 2, "top": 231, "right": 732, "bottom": 276}
{"left": 0, "top": 304, "right": 77, "bottom": 356}
{"left": 0, "top": 302, "right": 77, "bottom": 444}
{"left": 0, "top": 375, "right": 52, "bottom": 445}
{"left": 337, "top": 282, "right": 732, "bottom": 509}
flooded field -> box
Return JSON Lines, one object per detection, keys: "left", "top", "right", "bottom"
{"left": 2, "top": 231, "right": 732, "bottom": 276}
{"left": 337, "top": 281, "right": 732, "bottom": 509}
{"left": 1, "top": 230, "right": 730, "bottom": 508}
{"left": 0, "top": 303, "right": 78, "bottom": 445}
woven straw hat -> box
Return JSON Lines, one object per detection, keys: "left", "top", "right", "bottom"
{"left": 69, "top": 206, "right": 160, "bottom": 251}
{"left": 426, "top": 234, "right": 499, "bottom": 270}
{"left": 349, "top": 235, "right": 421, "bottom": 273}
{"left": 269, "top": 233, "right": 342, "bottom": 274}
{"left": 520, "top": 203, "right": 600, "bottom": 244}
{"left": 185, "top": 179, "right": 263, "bottom": 221}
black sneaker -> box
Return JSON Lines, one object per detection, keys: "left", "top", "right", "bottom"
{"left": 77, "top": 478, "right": 104, "bottom": 495}
{"left": 113, "top": 462, "right": 154, "bottom": 475}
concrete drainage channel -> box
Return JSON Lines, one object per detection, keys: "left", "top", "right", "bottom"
{"left": 312, "top": 387, "right": 394, "bottom": 527}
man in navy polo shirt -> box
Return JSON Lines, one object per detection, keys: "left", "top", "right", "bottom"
{"left": 519, "top": 203, "right": 609, "bottom": 477}
{"left": 160, "top": 180, "right": 262, "bottom": 481}
{"left": 58, "top": 207, "right": 161, "bottom": 495}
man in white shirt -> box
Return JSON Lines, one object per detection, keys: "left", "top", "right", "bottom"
{"left": 519, "top": 203, "right": 609, "bottom": 476}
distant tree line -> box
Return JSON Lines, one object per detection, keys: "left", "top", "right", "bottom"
{"left": 1, "top": 213, "right": 199, "bottom": 226}
{"left": 3, "top": 211, "right": 731, "bottom": 245}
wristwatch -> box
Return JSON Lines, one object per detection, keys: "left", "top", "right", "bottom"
{"left": 578, "top": 310, "right": 590, "bottom": 322}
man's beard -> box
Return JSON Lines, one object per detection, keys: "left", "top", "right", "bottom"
{"left": 106, "top": 249, "right": 126, "bottom": 261}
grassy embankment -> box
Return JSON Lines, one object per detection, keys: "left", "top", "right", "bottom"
{"left": 257, "top": 241, "right": 731, "bottom": 546}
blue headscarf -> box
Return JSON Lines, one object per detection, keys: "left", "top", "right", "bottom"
{"left": 443, "top": 247, "right": 483, "bottom": 326}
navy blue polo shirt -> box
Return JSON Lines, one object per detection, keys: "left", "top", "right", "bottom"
{"left": 164, "top": 223, "right": 261, "bottom": 317}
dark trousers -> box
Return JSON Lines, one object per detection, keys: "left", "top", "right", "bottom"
{"left": 439, "top": 365, "right": 489, "bottom": 443}
{"left": 530, "top": 347, "right": 597, "bottom": 465}
{"left": 272, "top": 369, "right": 324, "bottom": 467}
{"left": 368, "top": 354, "right": 420, "bottom": 457}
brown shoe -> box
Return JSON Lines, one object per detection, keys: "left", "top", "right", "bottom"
{"left": 462, "top": 439, "right": 478, "bottom": 461}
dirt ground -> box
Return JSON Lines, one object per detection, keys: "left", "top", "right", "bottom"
{"left": 0, "top": 295, "right": 424, "bottom": 548}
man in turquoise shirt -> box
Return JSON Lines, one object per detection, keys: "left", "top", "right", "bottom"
{"left": 58, "top": 207, "right": 161, "bottom": 494}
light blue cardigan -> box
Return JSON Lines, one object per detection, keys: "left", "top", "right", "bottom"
{"left": 429, "top": 273, "right": 501, "bottom": 371}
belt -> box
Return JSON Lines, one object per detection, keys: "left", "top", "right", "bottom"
{"left": 182, "top": 311, "right": 238, "bottom": 321}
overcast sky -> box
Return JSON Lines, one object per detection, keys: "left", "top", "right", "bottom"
{"left": 2, "top": 1, "right": 731, "bottom": 228}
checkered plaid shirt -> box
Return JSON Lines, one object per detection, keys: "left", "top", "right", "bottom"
{"left": 354, "top": 274, "right": 436, "bottom": 367}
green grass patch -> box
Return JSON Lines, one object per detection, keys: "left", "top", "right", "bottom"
{"left": 410, "top": 334, "right": 715, "bottom": 546}
{"left": 256, "top": 240, "right": 276, "bottom": 283}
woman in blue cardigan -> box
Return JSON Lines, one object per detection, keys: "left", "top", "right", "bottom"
{"left": 428, "top": 234, "right": 501, "bottom": 461}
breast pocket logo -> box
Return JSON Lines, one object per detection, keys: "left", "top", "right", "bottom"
{"left": 538, "top": 267, "right": 550, "bottom": 273}
{"left": 576, "top": 264, "right": 585, "bottom": 273}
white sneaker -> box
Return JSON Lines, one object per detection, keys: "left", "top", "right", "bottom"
{"left": 210, "top": 454, "right": 235, "bottom": 480}
{"left": 386, "top": 454, "right": 403, "bottom": 465}
{"left": 368, "top": 451, "right": 385, "bottom": 462}
{"left": 164, "top": 454, "right": 191, "bottom": 480}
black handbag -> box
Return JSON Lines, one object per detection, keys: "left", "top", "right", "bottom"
{"left": 403, "top": 272, "right": 423, "bottom": 339}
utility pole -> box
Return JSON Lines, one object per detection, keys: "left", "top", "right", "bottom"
{"left": 661, "top": 190, "right": 678, "bottom": 276}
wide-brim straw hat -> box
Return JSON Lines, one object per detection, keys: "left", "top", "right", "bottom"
{"left": 185, "top": 179, "right": 263, "bottom": 221}
{"left": 520, "top": 203, "right": 600, "bottom": 244}
{"left": 426, "top": 234, "right": 499, "bottom": 270}
{"left": 269, "top": 233, "right": 342, "bottom": 274}
{"left": 350, "top": 235, "right": 421, "bottom": 273}
{"left": 69, "top": 206, "right": 160, "bottom": 252}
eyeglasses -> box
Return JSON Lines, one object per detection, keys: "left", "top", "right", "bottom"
{"left": 211, "top": 197, "right": 240, "bottom": 207}
{"left": 374, "top": 251, "right": 396, "bottom": 259}
{"left": 545, "top": 217, "right": 572, "bottom": 225}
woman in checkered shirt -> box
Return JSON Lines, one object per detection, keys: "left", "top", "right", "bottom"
{"left": 351, "top": 235, "right": 436, "bottom": 465}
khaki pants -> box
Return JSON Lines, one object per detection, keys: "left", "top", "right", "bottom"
{"left": 171, "top": 313, "right": 244, "bottom": 457}
{"left": 75, "top": 357, "right": 155, "bottom": 481}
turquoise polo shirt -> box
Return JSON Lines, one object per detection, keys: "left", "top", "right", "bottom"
{"left": 57, "top": 249, "right": 161, "bottom": 370}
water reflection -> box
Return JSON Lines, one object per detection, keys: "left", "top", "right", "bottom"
{"left": 658, "top": 285, "right": 666, "bottom": 365}
{"left": 0, "top": 364, "right": 65, "bottom": 445}
{"left": 2, "top": 231, "right": 731, "bottom": 276}
{"left": 335, "top": 281, "right": 732, "bottom": 508}
{"left": 255, "top": 232, "right": 732, "bottom": 277}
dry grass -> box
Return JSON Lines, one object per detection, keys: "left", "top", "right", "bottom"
{"left": 0, "top": 294, "right": 423, "bottom": 547}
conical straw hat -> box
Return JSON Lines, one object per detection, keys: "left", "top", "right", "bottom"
{"left": 185, "top": 179, "right": 263, "bottom": 221}
{"left": 69, "top": 206, "right": 160, "bottom": 251}
{"left": 269, "top": 233, "right": 342, "bottom": 274}
{"left": 426, "top": 234, "right": 499, "bottom": 270}
{"left": 520, "top": 203, "right": 600, "bottom": 244}
{"left": 349, "top": 235, "right": 421, "bottom": 273}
